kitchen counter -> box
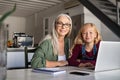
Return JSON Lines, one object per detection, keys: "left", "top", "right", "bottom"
{"left": 7, "top": 47, "right": 35, "bottom": 69}
{"left": 7, "top": 47, "right": 35, "bottom": 52}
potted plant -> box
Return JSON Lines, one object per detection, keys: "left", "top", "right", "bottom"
{"left": 0, "top": 3, "right": 16, "bottom": 80}
{"left": 0, "top": 3, "right": 16, "bottom": 24}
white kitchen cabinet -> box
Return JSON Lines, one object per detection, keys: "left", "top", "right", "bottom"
{"left": 7, "top": 47, "right": 34, "bottom": 69}
{"left": 7, "top": 51, "right": 25, "bottom": 68}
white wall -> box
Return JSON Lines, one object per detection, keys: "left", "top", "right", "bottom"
{"left": 0, "top": 15, "right": 26, "bottom": 40}
{"left": 84, "top": 7, "right": 101, "bottom": 31}
{"left": 26, "top": 4, "right": 65, "bottom": 44}
{"left": 101, "top": 23, "right": 120, "bottom": 41}
{"left": 26, "top": 3, "right": 120, "bottom": 44}
{"left": 0, "top": 1, "right": 119, "bottom": 46}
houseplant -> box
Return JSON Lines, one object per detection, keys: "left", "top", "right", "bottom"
{"left": 0, "top": 3, "right": 16, "bottom": 24}
{"left": 0, "top": 3, "right": 16, "bottom": 80}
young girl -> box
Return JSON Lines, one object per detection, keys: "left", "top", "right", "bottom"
{"left": 68, "top": 23, "right": 102, "bottom": 67}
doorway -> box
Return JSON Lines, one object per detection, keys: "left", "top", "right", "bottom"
{"left": 70, "top": 14, "right": 84, "bottom": 47}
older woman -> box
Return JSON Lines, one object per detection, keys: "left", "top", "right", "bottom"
{"left": 31, "top": 13, "right": 72, "bottom": 68}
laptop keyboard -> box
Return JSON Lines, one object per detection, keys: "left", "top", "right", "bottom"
{"left": 87, "top": 67, "right": 95, "bottom": 70}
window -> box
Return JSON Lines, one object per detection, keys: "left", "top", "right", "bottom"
{"left": 43, "top": 18, "right": 49, "bottom": 36}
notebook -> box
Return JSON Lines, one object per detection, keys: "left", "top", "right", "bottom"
{"left": 78, "top": 41, "right": 120, "bottom": 72}
{"left": 32, "top": 67, "right": 66, "bottom": 75}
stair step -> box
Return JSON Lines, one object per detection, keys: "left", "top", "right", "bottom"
{"left": 89, "top": 0, "right": 115, "bottom": 7}
{"left": 101, "top": 9, "right": 117, "bottom": 15}
{"left": 100, "top": 8, "right": 117, "bottom": 13}
{"left": 100, "top": 6, "right": 118, "bottom": 14}
{"left": 89, "top": 0, "right": 117, "bottom": 12}
{"left": 104, "top": 12, "right": 117, "bottom": 20}
{"left": 97, "top": 0, "right": 109, "bottom": 2}
{"left": 99, "top": 6, "right": 116, "bottom": 10}
{"left": 98, "top": 5, "right": 117, "bottom": 12}
{"left": 88, "top": 0, "right": 119, "bottom": 22}
{"left": 101, "top": 3, "right": 116, "bottom": 7}
{"left": 99, "top": 3, "right": 116, "bottom": 8}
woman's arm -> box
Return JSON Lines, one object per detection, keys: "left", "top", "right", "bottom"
{"left": 31, "top": 40, "right": 69, "bottom": 68}
{"left": 31, "top": 46, "right": 46, "bottom": 68}
{"left": 31, "top": 40, "right": 51, "bottom": 68}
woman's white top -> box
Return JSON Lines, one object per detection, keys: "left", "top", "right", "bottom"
{"left": 58, "top": 55, "right": 66, "bottom": 61}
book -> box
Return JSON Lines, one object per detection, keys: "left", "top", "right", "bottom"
{"left": 32, "top": 67, "right": 66, "bottom": 75}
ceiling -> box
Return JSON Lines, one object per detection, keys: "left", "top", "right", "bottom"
{"left": 0, "top": 0, "right": 72, "bottom": 17}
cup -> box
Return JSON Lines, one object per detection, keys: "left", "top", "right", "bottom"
{"left": 0, "top": 23, "right": 7, "bottom": 80}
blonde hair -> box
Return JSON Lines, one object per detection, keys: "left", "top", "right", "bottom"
{"left": 39, "top": 13, "right": 72, "bottom": 55}
{"left": 71, "top": 23, "right": 102, "bottom": 51}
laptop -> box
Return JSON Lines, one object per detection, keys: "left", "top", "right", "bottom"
{"left": 77, "top": 41, "right": 120, "bottom": 73}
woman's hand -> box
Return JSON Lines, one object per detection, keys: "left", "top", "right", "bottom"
{"left": 46, "top": 60, "right": 68, "bottom": 68}
{"left": 57, "top": 61, "right": 68, "bottom": 67}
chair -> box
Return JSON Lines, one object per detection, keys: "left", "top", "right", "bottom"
{"left": 24, "top": 47, "right": 36, "bottom": 68}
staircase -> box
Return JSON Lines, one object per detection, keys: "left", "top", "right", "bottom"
{"left": 78, "top": 0, "right": 120, "bottom": 38}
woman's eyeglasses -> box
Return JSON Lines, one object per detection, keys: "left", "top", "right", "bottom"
{"left": 56, "top": 22, "right": 71, "bottom": 28}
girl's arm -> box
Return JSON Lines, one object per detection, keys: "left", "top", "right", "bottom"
{"left": 68, "top": 44, "right": 81, "bottom": 66}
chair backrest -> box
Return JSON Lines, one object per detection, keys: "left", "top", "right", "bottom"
{"left": 24, "top": 47, "right": 36, "bottom": 68}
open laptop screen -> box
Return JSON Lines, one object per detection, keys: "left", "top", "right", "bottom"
{"left": 95, "top": 41, "right": 120, "bottom": 72}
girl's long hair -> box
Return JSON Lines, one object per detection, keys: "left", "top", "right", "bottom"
{"left": 70, "top": 23, "right": 102, "bottom": 52}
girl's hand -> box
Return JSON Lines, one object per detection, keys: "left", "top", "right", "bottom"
{"left": 78, "top": 62, "right": 94, "bottom": 67}
{"left": 78, "top": 63, "right": 86, "bottom": 67}
{"left": 85, "top": 62, "right": 94, "bottom": 67}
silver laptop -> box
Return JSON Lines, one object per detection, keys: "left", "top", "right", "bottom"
{"left": 78, "top": 41, "right": 120, "bottom": 72}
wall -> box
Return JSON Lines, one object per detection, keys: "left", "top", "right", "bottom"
{"left": 26, "top": 3, "right": 120, "bottom": 45}
{"left": 0, "top": 15, "right": 26, "bottom": 40}
{"left": 26, "top": 3, "right": 65, "bottom": 44}
{"left": 26, "top": 4, "right": 85, "bottom": 44}
{"left": 101, "top": 23, "right": 120, "bottom": 41}
{"left": 0, "top": 1, "right": 118, "bottom": 46}
{"left": 84, "top": 7, "right": 101, "bottom": 31}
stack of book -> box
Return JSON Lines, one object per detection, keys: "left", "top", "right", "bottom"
{"left": 32, "top": 67, "right": 66, "bottom": 75}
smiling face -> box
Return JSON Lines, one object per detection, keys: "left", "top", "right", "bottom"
{"left": 55, "top": 16, "right": 71, "bottom": 38}
{"left": 81, "top": 25, "right": 97, "bottom": 44}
